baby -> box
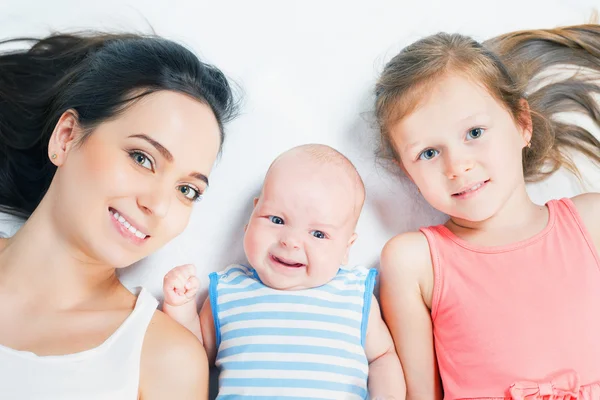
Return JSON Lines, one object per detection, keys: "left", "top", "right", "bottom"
{"left": 163, "top": 144, "right": 404, "bottom": 399}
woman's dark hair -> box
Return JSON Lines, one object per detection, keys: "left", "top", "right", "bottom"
{"left": 0, "top": 32, "right": 238, "bottom": 218}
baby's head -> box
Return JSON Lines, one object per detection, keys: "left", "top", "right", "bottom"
{"left": 243, "top": 144, "right": 365, "bottom": 290}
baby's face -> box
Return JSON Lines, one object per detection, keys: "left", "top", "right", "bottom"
{"left": 243, "top": 156, "right": 359, "bottom": 290}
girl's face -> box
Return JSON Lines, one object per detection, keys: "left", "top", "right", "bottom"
{"left": 47, "top": 90, "right": 221, "bottom": 268}
{"left": 390, "top": 74, "right": 531, "bottom": 223}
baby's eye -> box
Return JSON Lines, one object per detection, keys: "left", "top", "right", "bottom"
{"left": 467, "top": 127, "right": 485, "bottom": 140}
{"left": 418, "top": 148, "right": 439, "bottom": 161}
{"left": 310, "top": 230, "right": 326, "bottom": 239}
{"left": 268, "top": 216, "right": 284, "bottom": 225}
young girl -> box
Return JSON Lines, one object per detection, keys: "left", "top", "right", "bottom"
{"left": 374, "top": 24, "right": 600, "bottom": 399}
{"left": 0, "top": 32, "right": 237, "bottom": 399}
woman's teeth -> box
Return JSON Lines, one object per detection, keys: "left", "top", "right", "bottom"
{"left": 110, "top": 210, "right": 148, "bottom": 239}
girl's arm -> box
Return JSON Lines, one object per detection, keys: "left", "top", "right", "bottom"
{"left": 365, "top": 295, "right": 406, "bottom": 399}
{"left": 379, "top": 232, "right": 443, "bottom": 400}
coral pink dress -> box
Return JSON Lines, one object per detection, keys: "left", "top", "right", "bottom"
{"left": 421, "top": 199, "right": 600, "bottom": 399}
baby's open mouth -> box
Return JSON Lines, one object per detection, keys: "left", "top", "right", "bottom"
{"left": 271, "top": 254, "right": 305, "bottom": 268}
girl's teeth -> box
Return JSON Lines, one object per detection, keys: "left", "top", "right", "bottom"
{"left": 111, "top": 210, "right": 147, "bottom": 239}
{"left": 457, "top": 183, "right": 483, "bottom": 195}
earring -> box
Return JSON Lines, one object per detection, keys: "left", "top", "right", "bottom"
{"left": 51, "top": 154, "right": 57, "bottom": 159}
{"left": 526, "top": 142, "right": 532, "bottom": 149}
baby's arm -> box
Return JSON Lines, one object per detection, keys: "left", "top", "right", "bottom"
{"left": 365, "top": 295, "right": 406, "bottom": 399}
{"left": 162, "top": 265, "right": 218, "bottom": 364}
{"left": 162, "top": 264, "right": 203, "bottom": 343}
{"left": 379, "top": 232, "right": 443, "bottom": 400}
{"left": 199, "top": 297, "right": 218, "bottom": 364}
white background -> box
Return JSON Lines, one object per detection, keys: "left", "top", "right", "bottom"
{"left": 1, "top": 0, "right": 599, "bottom": 303}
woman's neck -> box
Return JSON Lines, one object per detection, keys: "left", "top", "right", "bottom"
{"left": 0, "top": 207, "right": 122, "bottom": 309}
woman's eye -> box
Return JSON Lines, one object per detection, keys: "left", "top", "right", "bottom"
{"left": 268, "top": 216, "right": 284, "bottom": 225}
{"left": 467, "top": 127, "right": 485, "bottom": 140}
{"left": 178, "top": 185, "right": 202, "bottom": 202}
{"left": 130, "top": 151, "right": 154, "bottom": 170}
{"left": 310, "top": 230, "right": 326, "bottom": 239}
{"left": 418, "top": 148, "right": 439, "bottom": 161}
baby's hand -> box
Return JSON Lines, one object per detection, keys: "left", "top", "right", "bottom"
{"left": 163, "top": 264, "right": 200, "bottom": 307}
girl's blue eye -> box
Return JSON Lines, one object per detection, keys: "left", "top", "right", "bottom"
{"left": 269, "top": 216, "right": 284, "bottom": 225}
{"left": 467, "top": 127, "right": 485, "bottom": 140}
{"left": 310, "top": 230, "right": 326, "bottom": 239}
{"left": 418, "top": 148, "right": 439, "bottom": 160}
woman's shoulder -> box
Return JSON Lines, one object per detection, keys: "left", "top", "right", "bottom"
{"left": 139, "top": 309, "right": 208, "bottom": 398}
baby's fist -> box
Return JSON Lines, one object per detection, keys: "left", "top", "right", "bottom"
{"left": 163, "top": 264, "right": 200, "bottom": 307}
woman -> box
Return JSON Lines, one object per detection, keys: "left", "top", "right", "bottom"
{"left": 0, "top": 32, "right": 237, "bottom": 399}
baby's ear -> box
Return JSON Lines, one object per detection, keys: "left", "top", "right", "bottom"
{"left": 342, "top": 233, "right": 358, "bottom": 265}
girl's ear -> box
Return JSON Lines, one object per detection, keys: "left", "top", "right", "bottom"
{"left": 517, "top": 98, "right": 533, "bottom": 147}
{"left": 394, "top": 159, "right": 414, "bottom": 183}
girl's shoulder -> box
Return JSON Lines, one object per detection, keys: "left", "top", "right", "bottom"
{"left": 571, "top": 192, "right": 600, "bottom": 218}
{"left": 381, "top": 231, "right": 432, "bottom": 268}
{"left": 380, "top": 230, "right": 435, "bottom": 308}
{"left": 570, "top": 193, "right": 600, "bottom": 249}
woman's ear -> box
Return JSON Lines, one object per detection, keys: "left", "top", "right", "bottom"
{"left": 48, "top": 110, "right": 81, "bottom": 166}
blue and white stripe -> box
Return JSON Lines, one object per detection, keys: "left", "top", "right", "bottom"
{"left": 209, "top": 264, "right": 377, "bottom": 400}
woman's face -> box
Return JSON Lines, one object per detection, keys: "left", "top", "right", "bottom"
{"left": 47, "top": 90, "right": 221, "bottom": 268}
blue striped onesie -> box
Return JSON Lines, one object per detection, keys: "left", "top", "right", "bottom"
{"left": 209, "top": 263, "right": 377, "bottom": 400}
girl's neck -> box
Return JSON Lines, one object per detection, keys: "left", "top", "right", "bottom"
{"left": 446, "top": 183, "right": 549, "bottom": 247}
{"left": 0, "top": 205, "right": 122, "bottom": 310}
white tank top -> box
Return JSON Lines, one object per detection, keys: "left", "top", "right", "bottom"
{"left": 0, "top": 287, "right": 158, "bottom": 400}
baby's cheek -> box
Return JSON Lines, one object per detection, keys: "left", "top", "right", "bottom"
{"left": 312, "top": 249, "right": 340, "bottom": 279}
{"left": 243, "top": 228, "right": 263, "bottom": 263}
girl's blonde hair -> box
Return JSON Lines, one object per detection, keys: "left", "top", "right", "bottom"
{"left": 375, "top": 24, "right": 600, "bottom": 182}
